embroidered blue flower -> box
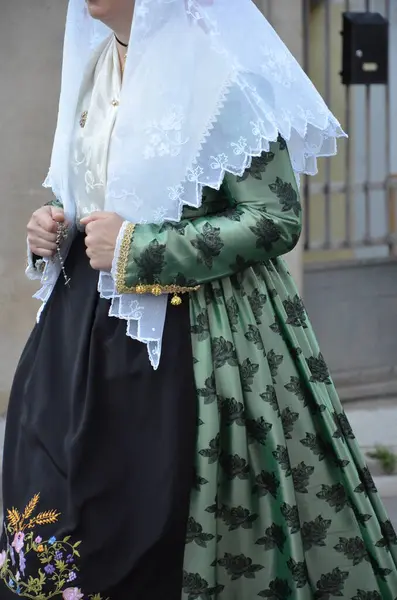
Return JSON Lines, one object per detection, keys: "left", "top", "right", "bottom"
{"left": 68, "top": 571, "right": 77, "bottom": 582}
{"left": 48, "top": 536, "right": 57, "bottom": 545}
{"left": 44, "top": 563, "right": 56, "bottom": 575}
{"left": 8, "top": 578, "right": 14, "bottom": 587}
{"left": 66, "top": 553, "right": 74, "bottom": 564}
{"left": 55, "top": 550, "right": 64, "bottom": 560}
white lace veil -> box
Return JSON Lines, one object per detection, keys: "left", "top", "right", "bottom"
{"left": 42, "top": 0, "right": 346, "bottom": 368}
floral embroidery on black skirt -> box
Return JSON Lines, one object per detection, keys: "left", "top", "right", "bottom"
{"left": 0, "top": 495, "right": 108, "bottom": 600}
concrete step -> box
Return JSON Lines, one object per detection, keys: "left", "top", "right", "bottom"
{"left": 345, "top": 397, "right": 397, "bottom": 448}
{"left": 345, "top": 397, "right": 397, "bottom": 477}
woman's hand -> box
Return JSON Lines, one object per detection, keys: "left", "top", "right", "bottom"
{"left": 27, "top": 205, "right": 65, "bottom": 258}
{"left": 80, "top": 212, "right": 124, "bottom": 272}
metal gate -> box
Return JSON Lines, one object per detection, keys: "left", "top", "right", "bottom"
{"left": 259, "top": 0, "right": 397, "bottom": 401}
{"left": 301, "top": 0, "right": 395, "bottom": 259}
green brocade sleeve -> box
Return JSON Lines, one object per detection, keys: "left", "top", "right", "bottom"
{"left": 113, "top": 140, "right": 302, "bottom": 297}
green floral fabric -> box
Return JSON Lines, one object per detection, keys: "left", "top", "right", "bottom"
{"left": 117, "top": 138, "right": 301, "bottom": 290}
{"left": 123, "top": 140, "right": 397, "bottom": 598}
{"left": 44, "top": 198, "right": 64, "bottom": 209}
{"left": 186, "top": 263, "right": 397, "bottom": 599}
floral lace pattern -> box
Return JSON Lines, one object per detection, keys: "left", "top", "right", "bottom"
{"left": 0, "top": 495, "right": 108, "bottom": 600}
{"left": 143, "top": 105, "right": 188, "bottom": 159}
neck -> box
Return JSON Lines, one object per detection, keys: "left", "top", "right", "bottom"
{"left": 112, "top": 4, "right": 134, "bottom": 70}
{"left": 115, "top": 31, "right": 129, "bottom": 47}
{"left": 115, "top": 34, "right": 129, "bottom": 74}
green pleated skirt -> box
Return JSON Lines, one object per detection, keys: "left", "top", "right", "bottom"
{"left": 184, "top": 257, "right": 397, "bottom": 600}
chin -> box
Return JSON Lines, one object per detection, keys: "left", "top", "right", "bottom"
{"left": 85, "top": 0, "right": 134, "bottom": 35}
{"left": 86, "top": 0, "right": 110, "bottom": 21}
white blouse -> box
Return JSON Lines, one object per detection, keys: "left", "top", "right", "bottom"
{"left": 71, "top": 37, "right": 122, "bottom": 229}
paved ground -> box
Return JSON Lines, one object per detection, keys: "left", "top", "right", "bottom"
{"left": 346, "top": 399, "right": 397, "bottom": 530}
{"left": 346, "top": 398, "right": 397, "bottom": 454}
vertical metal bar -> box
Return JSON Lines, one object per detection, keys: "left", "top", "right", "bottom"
{"left": 345, "top": 90, "right": 352, "bottom": 246}
{"left": 303, "top": 0, "right": 311, "bottom": 250}
{"left": 363, "top": 0, "right": 371, "bottom": 243}
{"left": 324, "top": 0, "right": 332, "bottom": 248}
{"left": 364, "top": 84, "right": 371, "bottom": 242}
{"left": 384, "top": 0, "right": 394, "bottom": 253}
{"left": 345, "top": 0, "right": 352, "bottom": 247}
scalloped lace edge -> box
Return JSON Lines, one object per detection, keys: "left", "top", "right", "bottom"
{"left": 171, "top": 74, "right": 347, "bottom": 222}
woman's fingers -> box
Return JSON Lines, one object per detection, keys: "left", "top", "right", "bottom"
{"left": 31, "top": 247, "right": 55, "bottom": 258}
{"left": 33, "top": 210, "right": 56, "bottom": 232}
{"left": 31, "top": 206, "right": 65, "bottom": 234}
{"left": 50, "top": 207, "right": 65, "bottom": 223}
{"left": 27, "top": 225, "right": 57, "bottom": 244}
{"left": 27, "top": 205, "right": 67, "bottom": 258}
{"left": 29, "top": 237, "right": 57, "bottom": 252}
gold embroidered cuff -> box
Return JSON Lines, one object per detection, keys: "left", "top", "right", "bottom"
{"left": 114, "top": 222, "right": 200, "bottom": 302}
{"left": 114, "top": 221, "right": 136, "bottom": 294}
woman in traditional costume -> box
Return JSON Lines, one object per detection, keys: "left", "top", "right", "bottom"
{"left": 1, "top": 0, "right": 396, "bottom": 598}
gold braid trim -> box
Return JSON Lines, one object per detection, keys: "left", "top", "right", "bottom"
{"left": 115, "top": 222, "right": 136, "bottom": 294}
{"left": 120, "top": 282, "right": 201, "bottom": 295}
{"left": 115, "top": 222, "right": 200, "bottom": 303}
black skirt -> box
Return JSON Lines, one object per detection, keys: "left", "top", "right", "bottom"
{"left": 1, "top": 233, "right": 197, "bottom": 599}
